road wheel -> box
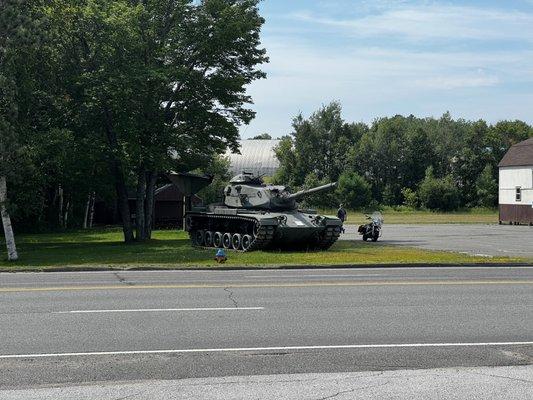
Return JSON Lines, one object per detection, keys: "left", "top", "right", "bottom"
{"left": 213, "top": 232, "right": 223, "bottom": 248}
{"left": 222, "top": 232, "right": 232, "bottom": 249}
{"left": 253, "top": 222, "right": 261, "bottom": 237}
{"left": 362, "top": 234, "right": 368, "bottom": 241}
{"left": 193, "top": 230, "right": 205, "bottom": 246}
{"left": 242, "top": 234, "right": 253, "bottom": 251}
{"left": 371, "top": 232, "right": 379, "bottom": 242}
{"left": 204, "top": 231, "right": 214, "bottom": 247}
{"left": 231, "top": 233, "right": 242, "bottom": 250}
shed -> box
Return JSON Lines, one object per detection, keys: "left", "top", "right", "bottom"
{"left": 498, "top": 137, "right": 533, "bottom": 225}
{"left": 93, "top": 184, "right": 202, "bottom": 229}
{"left": 226, "top": 139, "right": 280, "bottom": 177}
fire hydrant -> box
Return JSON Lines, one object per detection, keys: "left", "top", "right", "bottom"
{"left": 215, "top": 248, "right": 227, "bottom": 263}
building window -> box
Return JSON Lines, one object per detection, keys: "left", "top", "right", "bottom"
{"left": 516, "top": 187, "right": 522, "bottom": 202}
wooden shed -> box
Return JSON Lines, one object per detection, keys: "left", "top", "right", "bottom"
{"left": 94, "top": 184, "right": 201, "bottom": 229}
{"left": 498, "top": 138, "right": 533, "bottom": 225}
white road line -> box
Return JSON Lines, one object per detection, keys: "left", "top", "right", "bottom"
{"left": 52, "top": 307, "right": 264, "bottom": 314}
{"left": 2, "top": 342, "right": 533, "bottom": 359}
{"left": 245, "top": 274, "right": 382, "bottom": 278}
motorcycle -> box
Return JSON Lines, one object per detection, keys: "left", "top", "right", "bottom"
{"left": 357, "top": 212, "right": 383, "bottom": 242}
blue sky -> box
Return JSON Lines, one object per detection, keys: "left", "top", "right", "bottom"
{"left": 240, "top": 0, "right": 533, "bottom": 138}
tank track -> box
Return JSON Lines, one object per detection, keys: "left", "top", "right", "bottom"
{"left": 188, "top": 214, "right": 275, "bottom": 252}
{"left": 315, "top": 225, "right": 341, "bottom": 250}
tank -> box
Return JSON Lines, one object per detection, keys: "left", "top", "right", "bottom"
{"left": 185, "top": 173, "right": 343, "bottom": 251}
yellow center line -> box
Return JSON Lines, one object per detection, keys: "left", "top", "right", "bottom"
{"left": 0, "top": 280, "right": 533, "bottom": 293}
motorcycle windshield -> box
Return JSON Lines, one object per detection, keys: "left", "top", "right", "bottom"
{"left": 370, "top": 211, "right": 384, "bottom": 225}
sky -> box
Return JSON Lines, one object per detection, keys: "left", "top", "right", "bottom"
{"left": 239, "top": 0, "right": 533, "bottom": 138}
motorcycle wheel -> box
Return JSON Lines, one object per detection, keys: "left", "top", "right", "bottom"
{"left": 362, "top": 234, "right": 369, "bottom": 241}
{"left": 371, "top": 232, "right": 379, "bottom": 242}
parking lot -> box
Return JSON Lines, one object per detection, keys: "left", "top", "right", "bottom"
{"left": 342, "top": 224, "right": 533, "bottom": 258}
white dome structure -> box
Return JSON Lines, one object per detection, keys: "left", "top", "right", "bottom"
{"left": 226, "top": 139, "right": 280, "bottom": 177}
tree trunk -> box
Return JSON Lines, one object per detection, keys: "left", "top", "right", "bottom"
{"left": 114, "top": 165, "right": 134, "bottom": 242}
{"left": 88, "top": 192, "right": 96, "bottom": 228}
{"left": 58, "top": 185, "right": 64, "bottom": 227}
{"left": 83, "top": 193, "right": 91, "bottom": 229}
{"left": 135, "top": 169, "right": 147, "bottom": 240}
{"left": 103, "top": 107, "right": 134, "bottom": 242}
{"left": 64, "top": 199, "right": 70, "bottom": 228}
{"left": 144, "top": 171, "right": 157, "bottom": 239}
{"left": 0, "top": 176, "right": 18, "bottom": 261}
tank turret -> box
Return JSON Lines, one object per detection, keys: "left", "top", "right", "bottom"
{"left": 223, "top": 174, "right": 337, "bottom": 210}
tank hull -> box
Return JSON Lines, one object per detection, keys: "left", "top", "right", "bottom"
{"left": 185, "top": 208, "right": 342, "bottom": 251}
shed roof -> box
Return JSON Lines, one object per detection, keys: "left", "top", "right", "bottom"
{"left": 226, "top": 139, "right": 281, "bottom": 177}
{"left": 498, "top": 137, "right": 533, "bottom": 167}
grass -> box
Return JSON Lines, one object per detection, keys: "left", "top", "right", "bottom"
{"left": 0, "top": 227, "right": 524, "bottom": 271}
{"left": 319, "top": 207, "right": 498, "bottom": 225}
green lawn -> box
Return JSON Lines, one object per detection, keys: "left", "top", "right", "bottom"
{"left": 320, "top": 207, "right": 498, "bottom": 225}
{"left": 0, "top": 228, "right": 523, "bottom": 271}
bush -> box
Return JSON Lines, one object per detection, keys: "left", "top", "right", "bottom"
{"left": 418, "top": 167, "right": 460, "bottom": 211}
{"left": 195, "top": 156, "right": 231, "bottom": 204}
{"left": 475, "top": 164, "right": 497, "bottom": 208}
{"left": 298, "top": 172, "right": 336, "bottom": 208}
{"left": 401, "top": 187, "right": 418, "bottom": 208}
{"left": 336, "top": 172, "right": 372, "bottom": 209}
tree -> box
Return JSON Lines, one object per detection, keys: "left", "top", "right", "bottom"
{"left": 418, "top": 167, "right": 460, "bottom": 211}
{"left": 475, "top": 164, "right": 498, "bottom": 208}
{"left": 336, "top": 172, "right": 371, "bottom": 209}
{"left": 47, "top": 0, "right": 267, "bottom": 242}
{"left": 250, "top": 133, "right": 272, "bottom": 140}
{"left": 0, "top": 0, "right": 46, "bottom": 259}
{"left": 274, "top": 102, "right": 366, "bottom": 189}
{"left": 195, "top": 155, "right": 231, "bottom": 205}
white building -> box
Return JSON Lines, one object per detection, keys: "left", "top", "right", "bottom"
{"left": 225, "top": 139, "right": 281, "bottom": 177}
{"left": 498, "top": 137, "right": 533, "bottom": 225}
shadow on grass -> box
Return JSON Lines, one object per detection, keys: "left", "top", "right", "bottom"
{"left": 6, "top": 238, "right": 214, "bottom": 267}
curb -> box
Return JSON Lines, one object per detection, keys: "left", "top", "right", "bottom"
{"left": 0, "top": 262, "right": 532, "bottom": 273}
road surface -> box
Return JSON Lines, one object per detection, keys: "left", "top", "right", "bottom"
{"left": 1, "top": 267, "right": 533, "bottom": 397}
{"left": 341, "top": 223, "right": 533, "bottom": 257}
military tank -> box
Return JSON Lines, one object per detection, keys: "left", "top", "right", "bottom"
{"left": 185, "top": 173, "right": 342, "bottom": 251}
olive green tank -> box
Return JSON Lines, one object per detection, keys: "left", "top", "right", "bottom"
{"left": 185, "top": 173, "right": 342, "bottom": 251}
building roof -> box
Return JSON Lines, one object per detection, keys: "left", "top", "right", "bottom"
{"left": 498, "top": 137, "right": 533, "bottom": 168}
{"left": 226, "top": 139, "right": 281, "bottom": 177}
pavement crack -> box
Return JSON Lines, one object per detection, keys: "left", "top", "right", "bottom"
{"left": 113, "top": 272, "right": 134, "bottom": 286}
{"left": 224, "top": 287, "right": 238, "bottom": 308}
{"left": 112, "top": 391, "right": 143, "bottom": 400}
{"left": 466, "top": 371, "right": 533, "bottom": 385}
{"left": 316, "top": 381, "right": 390, "bottom": 400}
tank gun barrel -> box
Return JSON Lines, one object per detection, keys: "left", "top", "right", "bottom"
{"left": 285, "top": 182, "right": 337, "bottom": 201}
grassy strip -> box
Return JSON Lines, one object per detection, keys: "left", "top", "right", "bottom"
{"left": 319, "top": 207, "right": 498, "bottom": 225}
{"left": 0, "top": 228, "right": 524, "bottom": 271}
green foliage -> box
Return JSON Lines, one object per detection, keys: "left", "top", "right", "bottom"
{"left": 2, "top": 0, "right": 267, "bottom": 236}
{"left": 475, "top": 164, "right": 498, "bottom": 208}
{"left": 401, "top": 187, "right": 418, "bottom": 209}
{"left": 250, "top": 133, "right": 272, "bottom": 140}
{"left": 194, "top": 155, "right": 231, "bottom": 205}
{"left": 418, "top": 167, "right": 460, "bottom": 211}
{"left": 298, "top": 172, "right": 336, "bottom": 209}
{"left": 336, "top": 172, "right": 371, "bottom": 209}
{"left": 275, "top": 103, "right": 530, "bottom": 210}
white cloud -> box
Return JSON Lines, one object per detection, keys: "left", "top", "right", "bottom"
{"left": 293, "top": 4, "right": 533, "bottom": 42}
{"left": 241, "top": 2, "right": 533, "bottom": 137}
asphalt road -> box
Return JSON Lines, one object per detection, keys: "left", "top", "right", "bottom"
{"left": 1, "top": 267, "right": 533, "bottom": 392}
{"left": 341, "top": 223, "right": 533, "bottom": 257}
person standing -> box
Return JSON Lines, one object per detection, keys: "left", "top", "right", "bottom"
{"left": 337, "top": 204, "right": 347, "bottom": 233}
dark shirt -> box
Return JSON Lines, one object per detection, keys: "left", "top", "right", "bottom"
{"left": 337, "top": 208, "right": 347, "bottom": 222}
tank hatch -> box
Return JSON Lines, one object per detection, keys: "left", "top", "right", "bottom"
{"left": 229, "top": 172, "right": 263, "bottom": 185}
